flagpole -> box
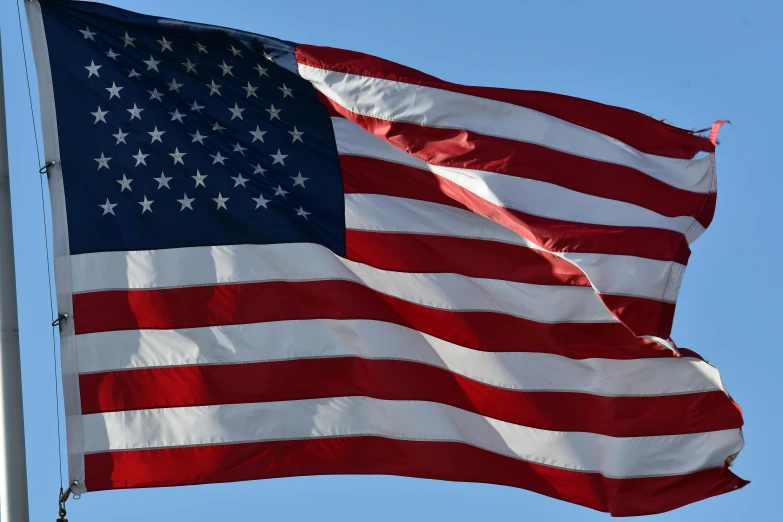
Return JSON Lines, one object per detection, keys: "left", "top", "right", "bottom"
{"left": 0, "top": 30, "right": 31, "bottom": 522}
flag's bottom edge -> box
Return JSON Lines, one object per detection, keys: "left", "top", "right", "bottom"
{"left": 83, "top": 436, "right": 747, "bottom": 516}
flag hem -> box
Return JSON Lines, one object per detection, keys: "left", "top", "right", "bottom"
{"left": 25, "top": 0, "right": 87, "bottom": 495}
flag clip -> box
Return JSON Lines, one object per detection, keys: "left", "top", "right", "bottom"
{"left": 39, "top": 160, "right": 56, "bottom": 175}
{"left": 57, "top": 480, "right": 79, "bottom": 522}
{"left": 52, "top": 313, "right": 69, "bottom": 327}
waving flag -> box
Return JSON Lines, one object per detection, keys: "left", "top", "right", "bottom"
{"left": 26, "top": 0, "right": 744, "bottom": 516}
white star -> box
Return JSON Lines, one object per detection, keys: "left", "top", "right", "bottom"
{"left": 167, "top": 78, "right": 183, "bottom": 92}
{"left": 232, "top": 174, "right": 249, "bottom": 187}
{"left": 105, "top": 82, "right": 123, "bottom": 99}
{"left": 251, "top": 163, "right": 267, "bottom": 176}
{"left": 194, "top": 42, "right": 208, "bottom": 54}
{"left": 169, "top": 109, "right": 186, "bottom": 123}
{"left": 218, "top": 61, "right": 234, "bottom": 77}
{"left": 182, "top": 58, "right": 198, "bottom": 74}
{"left": 148, "top": 88, "right": 165, "bottom": 102}
{"left": 112, "top": 128, "right": 129, "bottom": 145}
{"left": 270, "top": 149, "right": 288, "bottom": 165}
{"left": 233, "top": 142, "right": 247, "bottom": 155}
{"left": 212, "top": 121, "right": 226, "bottom": 133}
{"left": 192, "top": 170, "right": 207, "bottom": 187}
{"left": 266, "top": 104, "right": 281, "bottom": 121}
{"left": 85, "top": 60, "right": 102, "bottom": 78}
{"left": 157, "top": 36, "right": 174, "bottom": 52}
{"left": 94, "top": 152, "right": 112, "bottom": 170}
{"left": 99, "top": 198, "right": 117, "bottom": 216}
{"left": 127, "top": 103, "right": 144, "bottom": 120}
{"left": 249, "top": 126, "right": 267, "bottom": 143}
{"left": 189, "top": 100, "right": 205, "bottom": 112}
{"left": 210, "top": 151, "right": 227, "bottom": 165}
{"left": 289, "top": 126, "right": 305, "bottom": 144}
{"left": 229, "top": 45, "right": 243, "bottom": 57}
{"left": 296, "top": 206, "right": 311, "bottom": 219}
{"left": 206, "top": 79, "right": 222, "bottom": 96}
{"left": 228, "top": 103, "right": 245, "bottom": 120}
{"left": 105, "top": 48, "right": 121, "bottom": 60}
{"left": 91, "top": 106, "right": 108, "bottom": 124}
{"left": 143, "top": 55, "right": 161, "bottom": 72}
{"left": 170, "top": 148, "right": 187, "bottom": 165}
{"left": 138, "top": 195, "right": 154, "bottom": 214}
{"left": 291, "top": 172, "right": 309, "bottom": 187}
{"left": 262, "top": 51, "right": 274, "bottom": 62}
{"left": 116, "top": 174, "right": 133, "bottom": 192}
{"left": 252, "top": 193, "right": 270, "bottom": 209}
{"left": 279, "top": 84, "right": 294, "bottom": 98}
{"left": 127, "top": 68, "right": 142, "bottom": 80}
{"left": 254, "top": 64, "right": 269, "bottom": 77}
{"left": 274, "top": 185, "right": 289, "bottom": 197}
{"left": 148, "top": 126, "right": 166, "bottom": 143}
{"left": 120, "top": 32, "right": 136, "bottom": 48}
{"left": 243, "top": 82, "right": 258, "bottom": 98}
{"left": 190, "top": 130, "right": 207, "bottom": 145}
{"left": 132, "top": 149, "right": 149, "bottom": 166}
{"left": 154, "top": 172, "right": 173, "bottom": 189}
{"left": 177, "top": 193, "right": 195, "bottom": 211}
{"left": 80, "top": 27, "right": 97, "bottom": 40}
{"left": 213, "top": 192, "right": 229, "bottom": 210}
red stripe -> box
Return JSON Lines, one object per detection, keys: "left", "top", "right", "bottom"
{"left": 317, "top": 90, "right": 344, "bottom": 117}
{"left": 345, "top": 229, "right": 589, "bottom": 287}
{"left": 72, "top": 280, "right": 673, "bottom": 360}
{"left": 345, "top": 229, "right": 676, "bottom": 338}
{"left": 697, "top": 191, "right": 718, "bottom": 231}
{"left": 84, "top": 436, "right": 746, "bottom": 516}
{"left": 80, "top": 357, "right": 743, "bottom": 437}
{"left": 329, "top": 106, "right": 712, "bottom": 224}
{"left": 298, "top": 45, "right": 714, "bottom": 160}
{"left": 341, "top": 154, "right": 691, "bottom": 266}
{"left": 599, "top": 294, "right": 677, "bottom": 341}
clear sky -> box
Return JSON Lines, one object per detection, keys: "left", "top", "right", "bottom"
{"left": 0, "top": 0, "right": 779, "bottom": 520}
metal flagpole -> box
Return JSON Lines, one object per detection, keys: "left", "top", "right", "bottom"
{"left": 0, "top": 29, "right": 31, "bottom": 522}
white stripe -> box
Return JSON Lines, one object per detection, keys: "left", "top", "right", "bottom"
{"left": 76, "top": 319, "right": 724, "bottom": 396}
{"left": 346, "top": 192, "right": 537, "bottom": 248}
{"left": 301, "top": 65, "right": 714, "bottom": 194}
{"left": 82, "top": 397, "right": 743, "bottom": 478}
{"left": 64, "top": 243, "right": 616, "bottom": 324}
{"left": 346, "top": 194, "right": 682, "bottom": 303}
{"left": 557, "top": 252, "right": 684, "bottom": 305}
{"left": 333, "top": 118, "right": 700, "bottom": 236}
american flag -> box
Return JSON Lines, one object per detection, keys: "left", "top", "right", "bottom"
{"left": 28, "top": 0, "right": 744, "bottom": 516}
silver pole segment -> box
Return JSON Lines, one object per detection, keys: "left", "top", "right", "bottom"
{"left": 0, "top": 29, "right": 31, "bottom": 522}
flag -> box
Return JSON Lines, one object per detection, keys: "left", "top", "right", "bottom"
{"left": 26, "top": 0, "right": 745, "bottom": 516}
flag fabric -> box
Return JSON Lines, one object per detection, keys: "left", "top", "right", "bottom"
{"left": 26, "top": 0, "right": 745, "bottom": 516}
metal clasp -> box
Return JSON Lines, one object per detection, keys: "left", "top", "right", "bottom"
{"left": 39, "top": 160, "right": 56, "bottom": 175}
{"left": 52, "top": 313, "right": 69, "bottom": 327}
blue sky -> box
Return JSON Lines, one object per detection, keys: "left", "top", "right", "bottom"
{"left": 0, "top": 0, "right": 779, "bottom": 519}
